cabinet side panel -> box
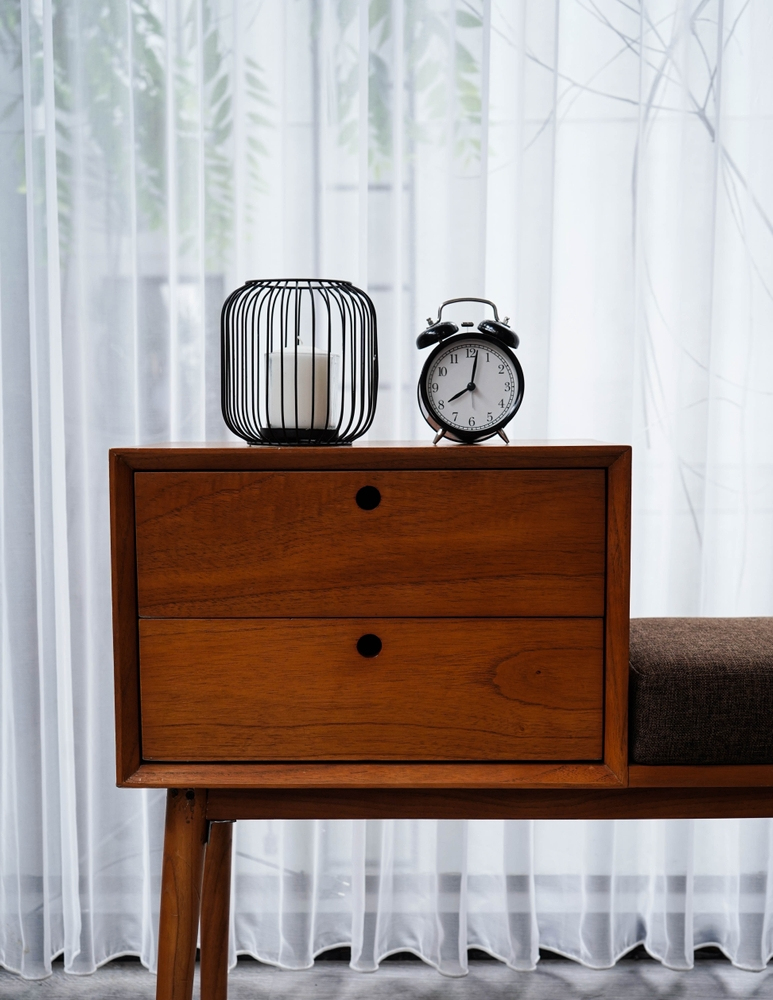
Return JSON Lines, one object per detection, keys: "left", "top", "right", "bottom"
{"left": 604, "top": 449, "right": 632, "bottom": 782}
{"left": 110, "top": 452, "right": 141, "bottom": 783}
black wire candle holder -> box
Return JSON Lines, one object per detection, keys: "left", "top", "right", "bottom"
{"left": 221, "top": 279, "right": 378, "bottom": 445}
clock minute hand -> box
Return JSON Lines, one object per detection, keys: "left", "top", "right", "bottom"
{"left": 447, "top": 350, "right": 479, "bottom": 402}
{"left": 470, "top": 350, "right": 479, "bottom": 385}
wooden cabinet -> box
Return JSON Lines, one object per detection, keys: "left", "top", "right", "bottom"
{"left": 112, "top": 444, "right": 773, "bottom": 1000}
{"left": 112, "top": 442, "right": 631, "bottom": 789}
{"left": 113, "top": 443, "right": 632, "bottom": 999}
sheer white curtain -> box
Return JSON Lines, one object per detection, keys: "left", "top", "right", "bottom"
{"left": 2, "top": 0, "right": 773, "bottom": 982}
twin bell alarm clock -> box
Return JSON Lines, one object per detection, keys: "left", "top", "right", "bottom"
{"left": 416, "top": 297, "right": 524, "bottom": 444}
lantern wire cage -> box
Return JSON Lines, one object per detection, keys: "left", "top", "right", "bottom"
{"left": 221, "top": 278, "right": 378, "bottom": 445}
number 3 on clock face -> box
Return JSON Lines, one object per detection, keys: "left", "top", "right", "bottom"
{"left": 418, "top": 335, "right": 524, "bottom": 444}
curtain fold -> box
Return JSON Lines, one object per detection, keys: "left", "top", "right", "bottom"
{"left": 1, "top": 0, "right": 773, "bottom": 980}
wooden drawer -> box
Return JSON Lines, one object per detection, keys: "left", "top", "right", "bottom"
{"left": 135, "top": 470, "right": 606, "bottom": 617}
{"left": 139, "top": 618, "right": 604, "bottom": 761}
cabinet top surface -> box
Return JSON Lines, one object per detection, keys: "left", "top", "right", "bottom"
{"left": 110, "top": 440, "right": 631, "bottom": 471}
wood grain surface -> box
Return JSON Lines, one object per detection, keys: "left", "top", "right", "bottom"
{"left": 629, "top": 765, "right": 773, "bottom": 787}
{"left": 156, "top": 789, "right": 207, "bottom": 1000}
{"left": 113, "top": 442, "right": 631, "bottom": 472}
{"left": 110, "top": 452, "right": 142, "bottom": 783}
{"left": 200, "top": 821, "right": 233, "bottom": 1000}
{"left": 139, "top": 618, "right": 604, "bottom": 761}
{"left": 206, "top": 786, "right": 773, "bottom": 820}
{"left": 603, "top": 449, "right": 632, "bottom": 781}
{"left": 120, "top": 761, "right": 622, "bottom": 788}
{"left": 134, "top": 469, "right": 606, "bottom": 618}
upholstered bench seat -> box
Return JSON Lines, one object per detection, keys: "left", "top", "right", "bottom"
{"left": 630, "top": 618, "right": 773, "bottom": 765}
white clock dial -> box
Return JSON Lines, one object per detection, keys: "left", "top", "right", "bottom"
{"left": 425, "top": 338, "right": 518, "bottom": 433}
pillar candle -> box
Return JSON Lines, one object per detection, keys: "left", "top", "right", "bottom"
{"left": 267, "top": 348, "right": 339, "bottom": 430}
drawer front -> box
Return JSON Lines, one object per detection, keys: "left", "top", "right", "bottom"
{"left": 139, "top": 618, "right": 604, "bottom": 761}
{"left": 135, "top": 470, "right": 606, "bottom": 617}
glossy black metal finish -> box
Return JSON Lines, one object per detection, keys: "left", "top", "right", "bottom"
{"left": 418, "top": 298, "right": 519, "bottom": 350}
{"left": 478, "top": 319, "right": 519, "bottom": 348}
{"left": 416, "top": 321, "right": 459, "bottom": 348}
{"left": 221, "top": 279, "right": 378, "bottom": 445}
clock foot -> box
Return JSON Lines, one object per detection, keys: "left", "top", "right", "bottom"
{"left": 433, "top": 429, "right": 447, "bottom": 445}
{"left": 498, "top": 428, "right": 510, "bottom": 444}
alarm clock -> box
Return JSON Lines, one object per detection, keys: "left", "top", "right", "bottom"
{"left": 416, "top": 297, "right": 524, "bottom": 444}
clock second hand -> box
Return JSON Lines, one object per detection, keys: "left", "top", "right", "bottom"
{"left": 446, "top": 351, "right": 479, "bottom": 402}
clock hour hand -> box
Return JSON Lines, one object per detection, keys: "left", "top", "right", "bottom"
{"left": 447, "top": 384, "right": 472, "bottom": 402}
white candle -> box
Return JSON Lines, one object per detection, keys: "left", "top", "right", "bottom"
{"left": 267, "top": 348, "right": 339, "bottom": 430}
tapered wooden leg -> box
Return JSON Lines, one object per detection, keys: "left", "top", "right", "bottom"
{"left": 157, "top": 789, "right": 208, "bottom": 1000}
{"left": 200, "top": 821, "right": 234, "bottom": 1000}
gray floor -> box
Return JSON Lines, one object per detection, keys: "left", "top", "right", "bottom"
{"left": 2, "top": 951, "right": 773, "bottom": 999}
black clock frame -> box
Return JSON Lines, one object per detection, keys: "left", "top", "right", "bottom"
{"left": 417, "top": 332, "right": 524, "bottom": 444}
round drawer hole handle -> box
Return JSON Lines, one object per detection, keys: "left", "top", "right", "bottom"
{"left": 356, "top": 485, "right": 381, "bottom": 510}
{"left": 357, "top": 633, "right": 383, "bottom": 658}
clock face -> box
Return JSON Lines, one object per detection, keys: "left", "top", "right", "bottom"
{"left": 421, "top": 336, "right": 522, "bottom": 439}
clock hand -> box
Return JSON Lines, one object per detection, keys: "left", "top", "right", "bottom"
{"left": 447, "top": 384, "right": 473, "bottom": 402}
{"left": 445, "top": 350, "right": 480, "bottom": 403}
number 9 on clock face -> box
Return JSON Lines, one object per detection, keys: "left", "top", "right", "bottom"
{"left": 418, "top": 336, "right": 524, "bottom": 444}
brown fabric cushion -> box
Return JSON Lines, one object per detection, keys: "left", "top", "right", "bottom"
{"left": 629, "top": 618, "right": 773, "bottom": 765}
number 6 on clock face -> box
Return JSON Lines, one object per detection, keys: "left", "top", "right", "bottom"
{"left": 417, "top": 336, "right": 524, "bottom": 444}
